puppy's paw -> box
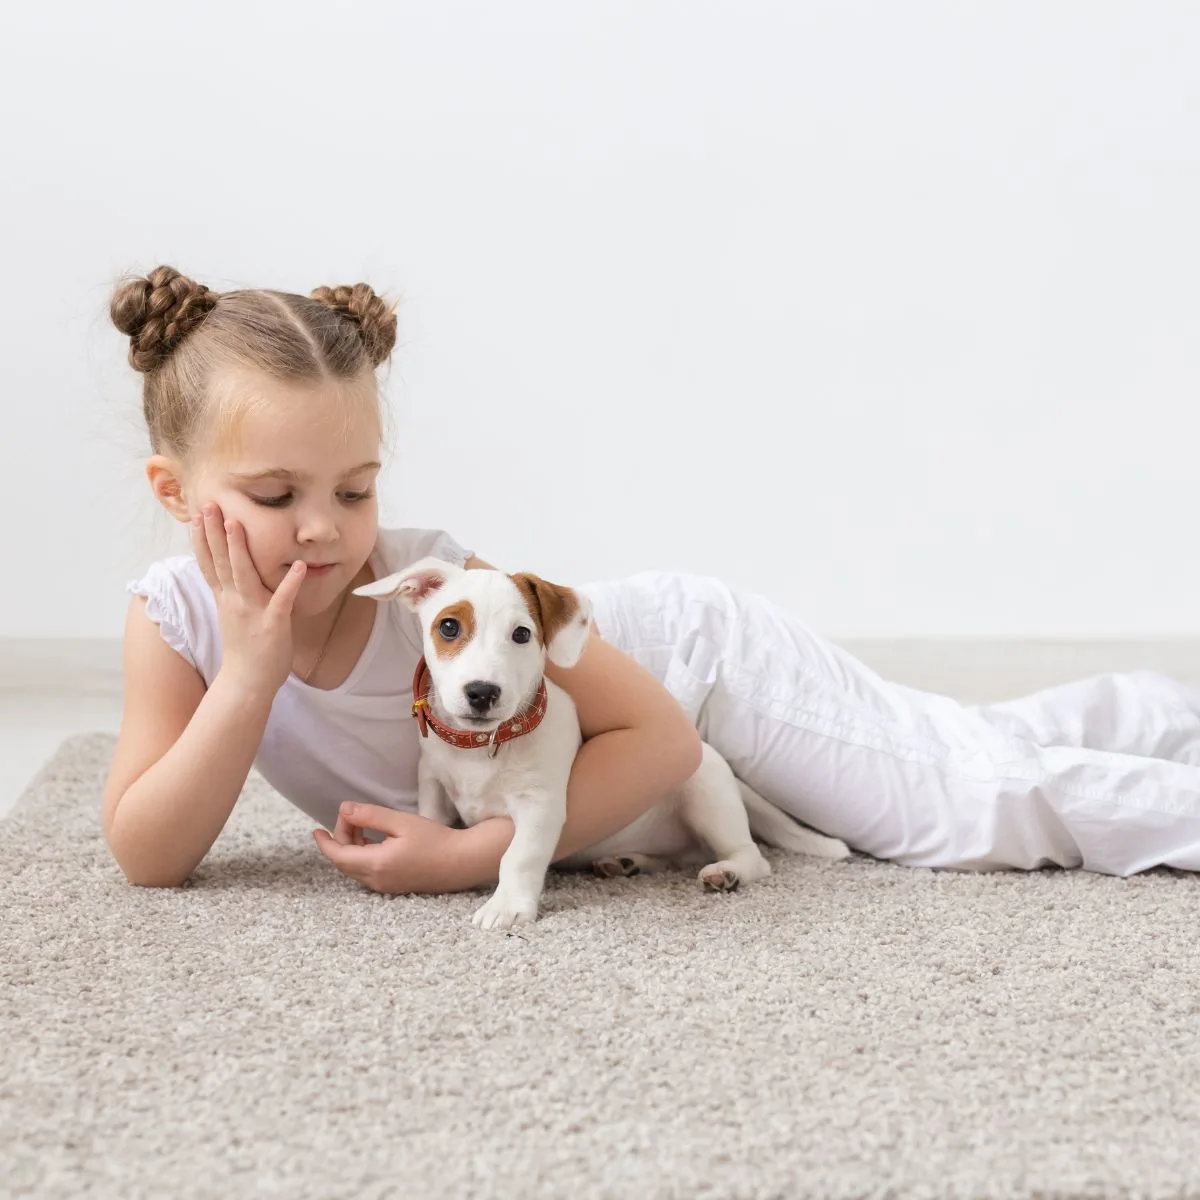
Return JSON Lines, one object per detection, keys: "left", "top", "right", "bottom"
{"left": 699, "top": 849, "right": 770, "bottom": 892}
{"left": 472, "top": 891, "right": 539, "bottom": 931}
{"left": 592, "top": 855, "right": 642, "bottom": 878}
{"left": 699, "top": 863, "right": 741, "bottom": 891}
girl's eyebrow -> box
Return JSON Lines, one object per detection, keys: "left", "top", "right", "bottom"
{"left": 230, "top": 461, "right": 382, "bottom": 483}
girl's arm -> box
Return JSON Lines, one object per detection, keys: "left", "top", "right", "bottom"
{"left": 104, "top": 509, "right": 306, "bottom": 886}
{"left": 101, "top": 597, "right": 272, "bottom": 887}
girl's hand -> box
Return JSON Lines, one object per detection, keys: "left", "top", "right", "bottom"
{"left": 192, "top": 502, "right": 307, "bottom": 694}
{"left": 313, "top": 802, "right": 486, "bottom": 894}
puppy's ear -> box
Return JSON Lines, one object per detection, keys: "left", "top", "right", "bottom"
{"left": 511, "top": 573, "right": 593, "bottom": 668}
{"left": 353, "top": 557, "right": 461, "bottom": 611}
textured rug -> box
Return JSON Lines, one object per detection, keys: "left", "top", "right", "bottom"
{"left": 3, "top": 733, "right": 1200, "bottom": 1200}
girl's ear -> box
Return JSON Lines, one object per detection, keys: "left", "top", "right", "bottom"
{"left": 146, "top": 455, "right": 190, "bottom": 522}
{"left": 353, "top": 556, "right": 462, "bottom": 611}
{"left": 511, "top": 573, "right": 593, "bottom": 668}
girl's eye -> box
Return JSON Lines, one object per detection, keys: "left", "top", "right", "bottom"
{"left": 249, "top": 489, "right": 373, "bottom": 507}
{"left": 512, "top": 626, "right": 532, "bottom": 644}
{"left": 439, "top": 618, "right": 460, "bottom": 641}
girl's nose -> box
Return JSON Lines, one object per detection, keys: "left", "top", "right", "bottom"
{"left": 296, "top": 506, "right": 339, "bottom": 544}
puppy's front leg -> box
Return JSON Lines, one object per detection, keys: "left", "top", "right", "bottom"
{"left": 417, "top": 756, "right": 459, "bottom": 828}
{"left": 472, "top": 790, "right": 566, "bottom": 931}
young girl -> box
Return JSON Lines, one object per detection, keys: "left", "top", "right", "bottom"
{"left": 106, "top": 265, "right": 1200, "bottom": 892}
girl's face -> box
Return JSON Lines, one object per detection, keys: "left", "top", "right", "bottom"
{"left": 184, "top": 371, "right": 383, "bottom": 617}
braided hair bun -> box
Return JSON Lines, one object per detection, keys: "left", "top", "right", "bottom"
{"left": 110, "top": 266, "right": 218, "bottom": 373}
{"left": 310, "top": 282, "right": 397, "bottom": 368}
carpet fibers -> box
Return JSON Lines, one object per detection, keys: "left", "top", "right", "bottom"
{"left": 4, "top": 733, "right": 1200, "bottom": 1199}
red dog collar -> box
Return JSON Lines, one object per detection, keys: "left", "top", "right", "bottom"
{"left": 410, "top": 657, "right": 548, "bottom": 758}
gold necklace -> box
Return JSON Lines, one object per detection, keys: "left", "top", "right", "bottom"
{"left": 301, "top": 586, "right": 353, "bottom": 684}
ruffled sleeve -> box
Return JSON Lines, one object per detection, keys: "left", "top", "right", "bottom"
{"left": 126, "top": 556, "right": 207, "bottom": 674}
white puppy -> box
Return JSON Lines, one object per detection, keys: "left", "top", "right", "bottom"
{"left": 355, "top": 558, "right": 849, "bottom": 930}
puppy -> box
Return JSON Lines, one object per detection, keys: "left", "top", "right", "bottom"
{"left": 355, "top": 557, "right": 849, "bottom": 929}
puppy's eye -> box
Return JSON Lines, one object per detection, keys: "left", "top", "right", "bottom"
{"left": 438, "top": 618, "right": 460, "bottom": 640}
{"left": 512, "top": 626, "right": 532, "bottom": 644}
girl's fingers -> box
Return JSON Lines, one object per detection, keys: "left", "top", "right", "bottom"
{"left": 335, "top": 802, "right": 414, "bottom": 839}
{"left": 203, "top": 505, "right": 233, "bottom": 588}
{"left": 312, "top": 830, "right": 378, "bottom": 888}
{"left": 190, "top": 514, "right": 219, "bottom": 591}
{"left": 225, "top": 520, "right": 267, "bottom": 600}
{"left": 332, "top": 813, "right": 352, "bottom": 845}
{"left": 333, "top": 809, "right": 365, "bottom": 847}
{"left": 267, "top": 560, "right": 307, "bottom": 616}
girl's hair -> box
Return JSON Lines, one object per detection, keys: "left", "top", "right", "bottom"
{"left": 110, "top": 265, "right": 397, "bottom": 460}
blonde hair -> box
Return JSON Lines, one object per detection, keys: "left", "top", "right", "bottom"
{"left": 110, "top": 265, "right": 397, "bottom": 460}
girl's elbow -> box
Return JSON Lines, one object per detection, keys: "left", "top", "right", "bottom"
{"left": 129, "top": 874, "right": 187, "bottom": 889}
{"left": 110, "top": 847, "right": 189, "bottom": 889}
{"left": 105, "top": 823, "right": 190, "bottom": 889}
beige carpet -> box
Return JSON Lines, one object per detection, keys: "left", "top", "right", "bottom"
{"left": 4, "top": 734, "right": 1200, "bottom": 1199}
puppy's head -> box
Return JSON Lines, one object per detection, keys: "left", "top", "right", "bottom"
{"left": 355, "top": 557, "right": 592, "bottom": 729}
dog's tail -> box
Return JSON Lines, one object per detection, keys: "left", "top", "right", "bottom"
{"left": 738, "top": 781, "right": 852, "bottom": 860}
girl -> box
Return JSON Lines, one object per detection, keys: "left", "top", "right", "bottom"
{"left": 106, "top": 266, "right": 1200, "bottom": 892}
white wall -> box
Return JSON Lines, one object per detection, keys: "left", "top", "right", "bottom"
{"left": 2, "top": 0, "right": 1198, "bottom": 640}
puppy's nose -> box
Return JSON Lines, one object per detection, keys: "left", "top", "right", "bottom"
{"left": 465, "top": 681, "right": 502, "bottom": 713}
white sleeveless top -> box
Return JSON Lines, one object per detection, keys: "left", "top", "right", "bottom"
{"left": 128, "top": 527, "right": 474, "bottom": 833}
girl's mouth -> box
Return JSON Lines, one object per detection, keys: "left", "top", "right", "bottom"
{"left": 294, "top": 562, "right": 337, "bottom": 577}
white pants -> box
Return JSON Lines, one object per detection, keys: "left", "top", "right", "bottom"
{"left": 583, "top": 571, "right": 1200, "bottom": 876}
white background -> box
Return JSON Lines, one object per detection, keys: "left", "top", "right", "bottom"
{"left": 2, "top": 0, "right": 1197, "bottom": 640}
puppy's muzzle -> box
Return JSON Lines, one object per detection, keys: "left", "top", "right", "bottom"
{"left": 465, "top": 680, "right": 502, "bottom": 715}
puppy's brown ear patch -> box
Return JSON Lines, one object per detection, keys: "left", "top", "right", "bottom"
{"left": 511, "top": 573, "right": 592, "bottom": 668}
{"left": 511, "top": 573, "right": 579, "bottom": 647}
{"left": 431, "top": 600, "right": 477, "bottom": 660}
